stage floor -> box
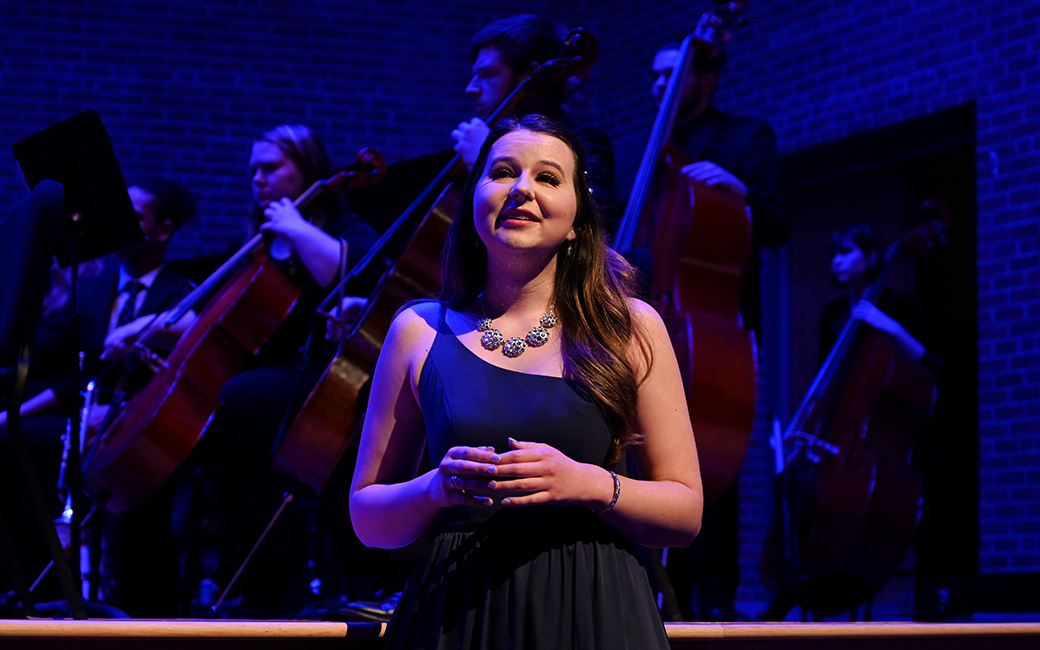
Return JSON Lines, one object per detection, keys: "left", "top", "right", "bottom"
{"left": 1, "top": 619, "right": 1040, "bottom": 649}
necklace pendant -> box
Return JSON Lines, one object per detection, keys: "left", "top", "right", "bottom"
{"left": 503, "top": 337, "right": 527, "bottom": 358}
{"left": 526, "top": 325, "right": 550, "bottom": 347}
{"left": 481, "top": 328, "right": 504, "bottom": 351}
{"left": 477, "top": 294, "right": 556, "bottom": 359}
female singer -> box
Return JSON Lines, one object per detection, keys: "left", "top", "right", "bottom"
{"left": 350, "top": 115, "right": 702, "bottom": 649}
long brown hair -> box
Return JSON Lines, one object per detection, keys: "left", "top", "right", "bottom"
{"left": 440, "top": 114, "right": 649, "bottom": 464}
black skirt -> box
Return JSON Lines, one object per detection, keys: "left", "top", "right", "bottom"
{"left": 385, "top": 507, "right": 670, "bottom": 650}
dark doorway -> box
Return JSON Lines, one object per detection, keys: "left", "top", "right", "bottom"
{"left": 777, "top": 103, "right": 978, "bottom": 620}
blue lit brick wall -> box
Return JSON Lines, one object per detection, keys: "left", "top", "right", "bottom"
{"left": 0, "top": 0, "right": 602, "bottom": 258}
{"left": 3, "top": 0, "right": 1038, "bottom": 619}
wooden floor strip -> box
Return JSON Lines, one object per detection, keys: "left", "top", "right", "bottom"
{"left": 1, "top": 619, "right": 1038, "bottom": 649}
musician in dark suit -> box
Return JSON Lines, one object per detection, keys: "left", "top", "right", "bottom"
{"left": 0, "top": 176, "right": 196, "bottom": 615}
{"left": 649, "top": 40, "right": 790, "bottom": 622}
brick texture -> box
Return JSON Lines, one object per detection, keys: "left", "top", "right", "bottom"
{"left": 0, "top": 0, "right": 601, "bottom": 256}
{"left": 2, "top": 0, "right": 1037, "bottom": 620}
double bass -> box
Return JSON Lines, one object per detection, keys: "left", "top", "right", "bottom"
{"left": 81, "top": 154, "right": 385, "bottom": 514}
{"left": 613, "top": 0, "right": 755, "bottom": 508}
{"left": 760, "top": 219, "right": 946, "bottom": 619}
{"left": 272, "top": 30, "right": 601, "bottom": 493}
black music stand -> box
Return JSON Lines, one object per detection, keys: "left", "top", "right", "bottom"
{"left": 5, "top": 110, "right": 143, "bottom": 618}
{"left": 13, "top": 110, "right": 142, "bottom": 269}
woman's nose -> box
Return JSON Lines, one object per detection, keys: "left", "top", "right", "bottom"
{"left": 510, "top": 176, "right": 533, "bottom": 201}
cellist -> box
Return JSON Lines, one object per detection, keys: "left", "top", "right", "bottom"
{"left": 821, "top": 223, "right": 934, "bottom": 367}
{"left": 176, "top": 124, "right": 382, "bottom": 618}
{"left": 645, "top": 39, "right": 789, "bottom": 621}
{"left": 760, "top": 221, "right": 941, "bottom": 621}
{"left": 454, "top": 15, "right": 616, "bottom": 213}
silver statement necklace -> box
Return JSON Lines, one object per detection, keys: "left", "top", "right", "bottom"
{"left": 477, "top": 295, "right": 558, "bottom": 358}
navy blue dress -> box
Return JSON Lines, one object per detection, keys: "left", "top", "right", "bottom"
{"left": 385, "top": 305, "right": 669, "bottom": 649}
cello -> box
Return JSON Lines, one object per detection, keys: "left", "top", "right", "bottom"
{"left": 760, "top": 219, "right": 947, "bottom": 619}
{"left": 613, "top": 0, "right": 755, "bottom": 508}
{"left": 272, "top": 30, "right": 601, "bottom": 493}
{"left": 81, "top": 153, "right": 385, "bottom": 514}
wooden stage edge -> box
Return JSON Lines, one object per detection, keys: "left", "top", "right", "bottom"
{"left": 1, "top": 620, "right": 1039, "bottom": 649}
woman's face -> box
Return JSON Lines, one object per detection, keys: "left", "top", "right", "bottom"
{"left": 831, "top": 238, "right": 873, "bottom": 287}
{"left": 250, "top": 141, "right": 304, "bottom": 209}
{"left": 472, "top": 129, "right": 578, "bottom": 258}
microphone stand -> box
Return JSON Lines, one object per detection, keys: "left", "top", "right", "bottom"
{"left": 66, "top": 214, "right": 85, "bottom": 605}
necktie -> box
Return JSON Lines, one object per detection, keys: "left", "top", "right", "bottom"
{"left": 115, "top": 280, "right": 146, "bottom": 328}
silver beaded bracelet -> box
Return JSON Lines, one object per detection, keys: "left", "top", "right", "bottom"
{"left": 594, "top": 470, "right": 621, "bottom": 514}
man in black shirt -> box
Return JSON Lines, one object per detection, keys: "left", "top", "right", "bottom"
{"left": 650, "top": 40, "right": 789, "bottom": 622}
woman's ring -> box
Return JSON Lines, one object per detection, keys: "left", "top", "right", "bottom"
{"left": 450, "top": 474, "right": 460, "bottom": 491}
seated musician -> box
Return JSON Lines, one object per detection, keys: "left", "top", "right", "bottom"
{"left": 649, "top": 39, "right": 789, "bottom": 622}
{"left": 187, "top": 123, "right": 380, "bottom": 618}
{"left": 1, "top": 175, "right": 197, "bottom": 433}
{"left": 820, "top": 222, "right": 933, "bottom": 366}
{"left": 5, "top": 179, "right": 197, "bottom": 424}
{"left": 0, "top": 176, "right": 197, "bottom": 614}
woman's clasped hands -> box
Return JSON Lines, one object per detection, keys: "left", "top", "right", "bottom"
{"left": 437, "top": 437, "right": 615, "bottom": 511}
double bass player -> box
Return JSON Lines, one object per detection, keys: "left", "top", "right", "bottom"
{"left": 645, "top": 38, "right": 790, "bottom": 621}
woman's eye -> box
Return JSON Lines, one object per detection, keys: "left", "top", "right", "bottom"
{"left": 488, "top": 167, "right": 514, "bottom": 180}
{"left": 537, "top": 172, "right": 561, "bottom": 186}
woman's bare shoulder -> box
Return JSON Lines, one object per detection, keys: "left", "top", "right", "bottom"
{"left": 386, "top": 299, "right": 442, "bottom": 347}
{"left": 626, "top": 296, "right": 666, "bottom": 330}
